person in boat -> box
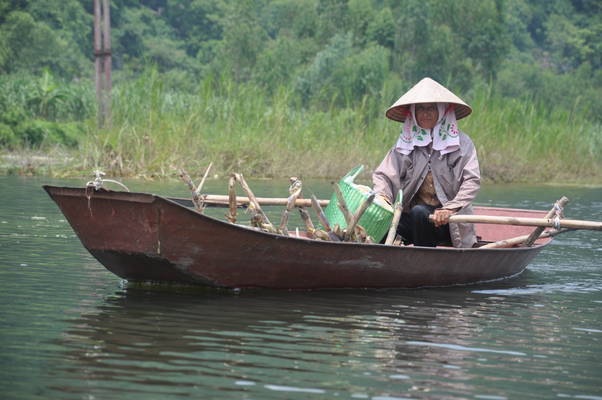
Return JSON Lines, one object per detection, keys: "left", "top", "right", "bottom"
{"left": 373, "top": 77, "right": 480, "bottom": 248}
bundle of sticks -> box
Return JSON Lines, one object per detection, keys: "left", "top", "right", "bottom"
{"left": 179, "top": 168, "right": 601, "bottom": 249}
{"left": 178, "top": 167, "right": 375, "bottom": 243}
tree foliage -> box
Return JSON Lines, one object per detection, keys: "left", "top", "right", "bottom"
{"left": 0, "top": 0, "right": 600, "bottom": 121}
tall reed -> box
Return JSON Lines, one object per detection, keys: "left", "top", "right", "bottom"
{"left": 3, "top": 70, "right": 600, "bottom": 183}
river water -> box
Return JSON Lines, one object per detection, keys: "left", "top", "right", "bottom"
{"left": 1, "top": 175, "right": 601, "bottom": 400}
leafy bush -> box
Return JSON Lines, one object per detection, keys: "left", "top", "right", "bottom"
{"left": 0, "top": 108, "right": 28, "bottom": 128}
{"left": 0, "top": 71, "right": 94, "bottom": 122}
{"left": 496, "top": 59, "right": 602, "bottom": 121}
{"left": 295, "top": 33, "right": 353, "bottom": 103}
{"left": 0, "top": 10, "right": 89, "bottom": 78}
{"left": 366, "top": 7, "right": 395, "bottom": 48}
{"left": 0, "top": 122, "right": 17, "bottom": 149}
{"left": 334, "top": 44, "right": 389, "bottom": 102}
{"left": 295, "top": 34, "right": 389, "bottom": 106}
{"left": 13, "top": 120, "right": 82, "bottom": 148}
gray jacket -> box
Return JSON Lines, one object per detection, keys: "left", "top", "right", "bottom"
{"left": 372, "top": 131, "right": 480, "bottom": 248}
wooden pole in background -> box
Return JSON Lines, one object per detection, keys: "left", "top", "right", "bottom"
{"left": 93, "top": 0, "right": 112, "bottom": 128}
{"left": 102, "top": 0, "right": 112, "bottom": 128}
{"left": 93, "top": 0, "right": 103, "bottom": 128}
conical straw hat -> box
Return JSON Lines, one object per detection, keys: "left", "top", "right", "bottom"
{"left": 385, "top": 77, "right": 472, "bottom": 122}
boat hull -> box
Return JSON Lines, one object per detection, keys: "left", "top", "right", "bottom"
{"left": 44, "top": 186, "right": 550, "bottom": 289}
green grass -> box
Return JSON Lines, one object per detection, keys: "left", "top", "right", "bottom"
{"left": 1, "top": 71, "right": 601, "bottom": 183}
{"left": 463, "top": 85, "right": 602, "bottom": 183}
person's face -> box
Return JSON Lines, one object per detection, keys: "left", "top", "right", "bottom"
{"left": 415, "top": 103, "right": 439, "bottom": 130}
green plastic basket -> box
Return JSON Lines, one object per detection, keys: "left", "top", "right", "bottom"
{"left": 324, "top": 165, "right": 393, "bottom": 242}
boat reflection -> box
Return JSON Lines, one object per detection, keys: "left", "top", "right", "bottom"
{"left": 51, "top": 278, "right": 540, "bottom": 398}
{"left": 48, "top": 278, "right": 540, "bottom": 398}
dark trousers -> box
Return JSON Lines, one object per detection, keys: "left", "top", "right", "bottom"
{"left": 397, "top": 204, "right": 451, "bottom": 247}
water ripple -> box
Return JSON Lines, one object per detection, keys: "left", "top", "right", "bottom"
{"left": 405, "top": 341, "right": 527, "bottom": 356}
{"left": 2, "top": 177, "right": 602, "bottom": 400}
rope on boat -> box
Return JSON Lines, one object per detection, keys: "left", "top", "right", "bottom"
{"left": 553, "top": 215, "right": 561, "bottom": 230}
{"left": 552, "top": 199, "right": 565, "bottom": 230}
{"left": 85, "top": 170, "right": 130, "bottom": 192}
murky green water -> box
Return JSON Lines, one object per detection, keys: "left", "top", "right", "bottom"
{"left": 1, "top": 175, "right": 601, "bottom": 400}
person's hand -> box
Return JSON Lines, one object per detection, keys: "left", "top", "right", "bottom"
{"left": 432, "top": 208, "right": 453, "bottom": 227}
{"left": 375, "top": 194, "right": 392, "bottom": 206}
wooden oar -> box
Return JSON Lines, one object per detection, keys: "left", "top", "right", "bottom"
{"left": 168, "top": 195, "right": 330, "bottom": 208}
{"left": 480, "top": 228, "right": 569, "bottom": 249}
{"left": 523, "top": 196, "right": 569, "bottom": 246}
{"left": 430, "top": 214, "right": 602, "bottom": 231}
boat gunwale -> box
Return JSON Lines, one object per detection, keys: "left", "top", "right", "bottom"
{"left": 43, "top": 185, "right": 551, "bottom": 253}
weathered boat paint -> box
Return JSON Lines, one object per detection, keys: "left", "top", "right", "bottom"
{"left": 44, "top": 186, "right": 551, "bottom": 289}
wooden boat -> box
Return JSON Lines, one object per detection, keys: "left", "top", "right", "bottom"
{"left": 43, "top": 185, "right": 553, "bottom": 289}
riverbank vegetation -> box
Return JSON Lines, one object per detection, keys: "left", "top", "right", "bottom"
{"left": 1, "top": 0, "right": 601, "bottom": 183}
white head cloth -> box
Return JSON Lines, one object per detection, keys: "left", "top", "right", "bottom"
{"left": 394, "top": 103, "right": 460, "bottom": 156}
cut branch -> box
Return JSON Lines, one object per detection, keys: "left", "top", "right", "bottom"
{"left": 311, "top": 195, "right": 340, "bottom": 241}
{"left": 195, "top": 162, "right": 213, "bottom": 197}
{"left": 233, "top": 173, "right": 276, "bottom": 232}
{"left": 332, "top": 182, "right": 353, "bottom": 226}
{"left": 178, "top": 169, "right": 204, "bottom": 212}
{"left": 226, "top": 174, "right": 237, "bottom": 223}
{"left": 385, "top": 190, "right": 403, "bottom": 246}
{"left": 279, "top": 177, "right": 303, "bottom": 234}
{"left": 345, "top": 192, "right": 375, "bottom": 241}
{"left": 299, "top": 208, "right": 316, "bottom": 238}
